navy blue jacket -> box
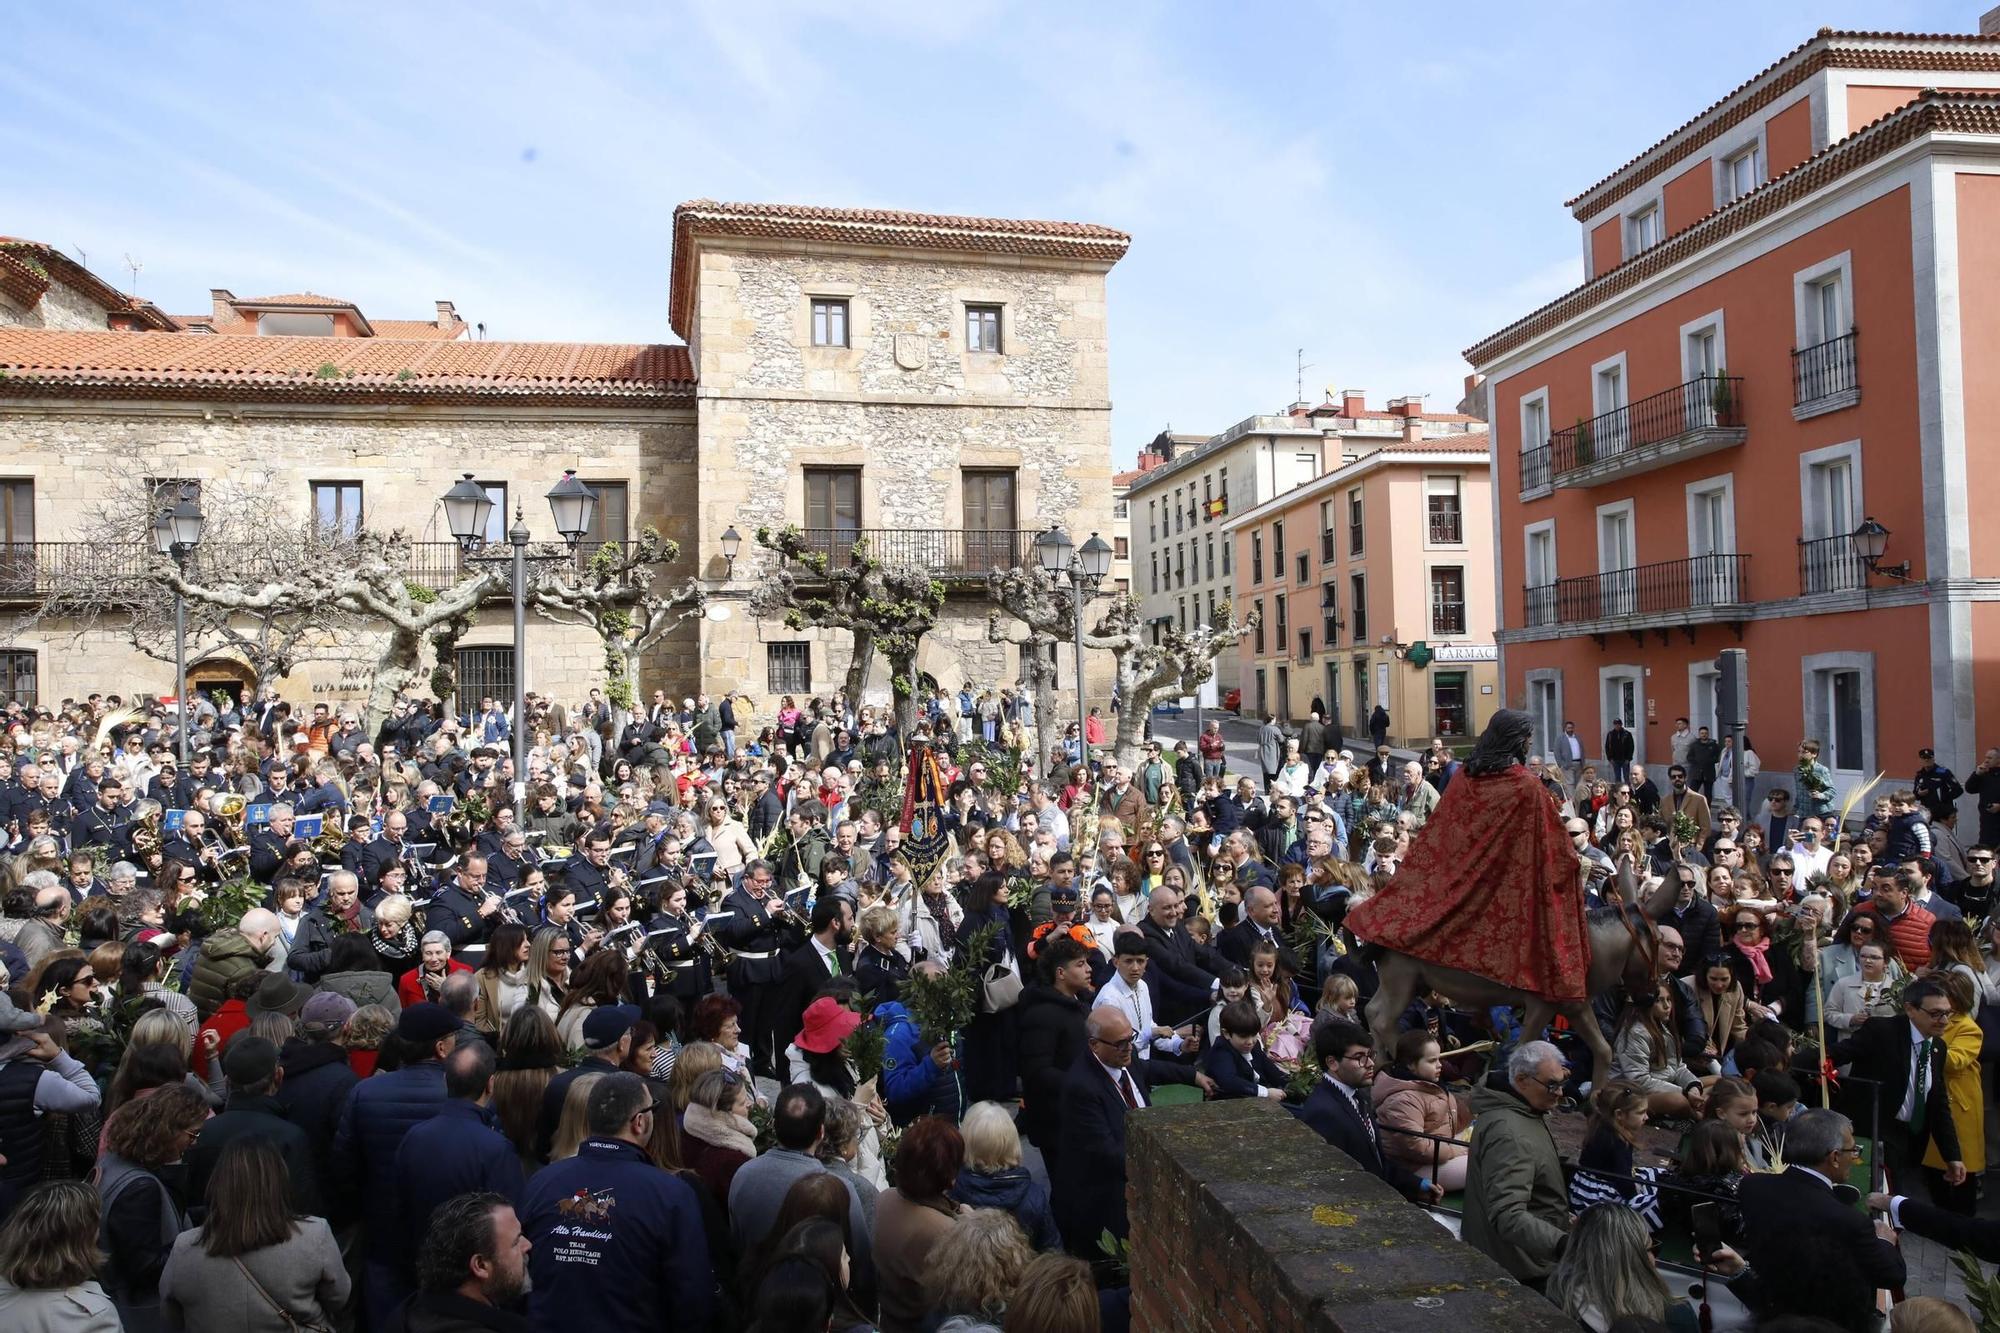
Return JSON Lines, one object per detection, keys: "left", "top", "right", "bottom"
{"left": 1200, "top": 1039, "right": 1286, "bottom": 1100}
{"left": 332, "top": 1060, "right": 448, "bottom": 1259}
{"left": 392, "top": 1100, "right": 526, "bottom": 1279}
{"left": 951, "top": 1166, "right": 1061, "bottom": 1251}
{"left": 520, "top": 1137, "right": 714, "bottom": 1333}
{"left": 1293, "top": 1077, "right": 1425, "bottom": 1200}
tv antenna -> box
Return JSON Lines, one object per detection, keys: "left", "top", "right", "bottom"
{"left": 1295, "top": 348, "right": 1314, "bottom": 404}
{"left": 122, "top": 253, "right": 143, "bottom": 296}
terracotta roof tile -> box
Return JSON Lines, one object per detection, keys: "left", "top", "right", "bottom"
{"left": 1468, "top": 91, "right": 1981, "bottom": 366}
{"left": 669, "top": 198, "right": 1130, "bottom": 338}
{"left": 234, "top": 292, "right": 359, "bottom": 308}
{"left": 1378, "top": 433, "right": 1490, "bottom": 454}
{"left": 1564, "top": 30, "right": 2000, "bottom": 219}
{"left": 0, "top": 238, "right": 180, "bottom": 332}
{"left": 0, "top": 329, "right": 693, "bottom": 407}
{"left": 370, "top": 318, "right": 466, "bottom": 340}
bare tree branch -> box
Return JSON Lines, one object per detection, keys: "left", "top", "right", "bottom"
{"left": 530, "top": 528, "right": 705, "bottom": 729}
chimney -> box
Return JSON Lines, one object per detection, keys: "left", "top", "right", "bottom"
{"left": 1136, "top": 449, "right": 1165, "bottom": 472}
{"left": 1983, "top": 5, "right": 2000, "bottom": 35}
{"left": 210, "top": 288, "right": 237, "bottom": 323}
{"left": 1402, "top": 417, "right": 1424, "bottom": 443}
{"left": 1340, "top": 388, "right": 1367, "bottom": 416}
{"left": 435, "top": 299, "right": 459, "bottom": 329}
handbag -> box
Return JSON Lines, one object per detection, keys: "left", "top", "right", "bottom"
{"left": 233, "top": 1256, "right": 335, "bottom": 1333}
{"left": 979, "top": 944, "right": 1024, "bottom": 1012}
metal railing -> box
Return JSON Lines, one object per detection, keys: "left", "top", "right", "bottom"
{"left": 1431, "top": 599, "right": 1467, "bottom": 636}
{"left": 1520, "top": 445, "right": 1551, "bottom": 493}
{"left": 785, "top": 527, "right": 1040, "bottom": 576}
{"left": 1797, "top": 532, "right": 1869, "bottom": 595}
{"left": 1523, "top": 553, "right": 1750, "bottom": 625}
{"left": 1428, "top": 508, "right": 1463, "bottom": 545}
{"left": 1321, "top": 530, "right": 1337, "bottom": 560}
{"left": 1793, "top": 330, "right": 1858, "bottom": 405}
{"left": 1549, "top": 375, "right": 1745, "bottom": 476}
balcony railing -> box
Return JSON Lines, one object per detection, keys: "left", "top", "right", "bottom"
{"left": 1322, "top": 615, "right": 1341, "bottom": 643}
{"left": 1797, "top": 533, "right": 1869, "bottom": 595}
{"left": 1320, "top": 530, "right": 1337, "bottom": 560}
{"left": 1548, "top": 375, "right": 1746, "bottom": 485}
{"left": 785, "top": 527, "right": 1041, "bottom": 578}
{"left": 1428, "top": 508, "right": 1463, "bottom": 545}
{"left": 1522, "top": 553, "right": 1751, "bottom": 628}
{"left": 1520, "top": 445, "right": 1552, "bottom": 494}
{"left": 1793, "top": 331, "right": 1858, "bottom": 408}
{"left": 1431, "top": 599, "right": 1467, "bottom": 636}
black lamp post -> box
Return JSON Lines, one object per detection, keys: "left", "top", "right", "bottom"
{"left": 1036, "top": 527, "right": 1113, "bottom": 763}
{"left": 1851, "top": 516, "right": 1914, "bottom": 582}
{"left": 152, "top": 492, "right": 205, "bottom": 768}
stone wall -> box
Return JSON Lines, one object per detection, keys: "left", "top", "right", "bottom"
{"left": 1126, "top": 1099, "right": 1576, "bottom": 1333}
{"left": 0, "top": 274, "right": 112, "bottom": 331}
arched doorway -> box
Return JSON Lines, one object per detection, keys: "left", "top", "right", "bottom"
{"left": 187, "top": 657, "right": 255, "bottom": 709}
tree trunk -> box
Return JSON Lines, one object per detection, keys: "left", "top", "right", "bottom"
{"left": 843, "top": 629, "right": 877, "bottom": 707}
{"left": 365, "top": 625, "right": 424, "bottom": 735}
{"left": 888, "top": 648, "right": 920, "bottom": 737}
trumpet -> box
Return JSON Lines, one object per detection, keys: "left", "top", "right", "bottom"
{"left": 684, "top": 913, "right": 736, "bottom": 969}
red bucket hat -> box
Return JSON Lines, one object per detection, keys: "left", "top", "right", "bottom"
{"left": 795, "top": 996, "right": 863, "bottom": 1055}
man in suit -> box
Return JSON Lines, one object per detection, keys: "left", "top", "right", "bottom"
{"left": 1870, "top": 1186, "right": 2000, "bottom": 1264}
{"left": 1136, "top": 885, "right": 1226, "bottom": 1029}
{"left": 1757, "top": 787, "right": 1802, "bottom": 852}
{"left": 1218, "top": 886, "right": 1300, "bottom": 975}
{"left": 1049, "top": 1006, "right": 1200, "bottom": 1256}
{"left": 1555, "top": 721, "right": 1587, "bottom": 787}
{"left": 1295, "top": 1018, "right": 1439, "bottom": 1203}
{"left": 1831, "top": 975, "right": 1966, "bottom": 1189}
{"left": 1661, "top": 764, "right": 1711, "bottom": 839}
{"left": 1737, "top": 1108, "right": 1905, "bottom": 1333}
{"left": 773, "top": 895, "right": 854, "bottom": 1062}
{"left": 1257, "top": 715, "right": 1285, "bottom": 792}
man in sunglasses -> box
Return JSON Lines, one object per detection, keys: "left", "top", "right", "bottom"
{"left": 1943, "top": 842, "right": 1998, "bottom": 918}
{"left": 1661, "top": 861, "right": 1720, "bottom": 976}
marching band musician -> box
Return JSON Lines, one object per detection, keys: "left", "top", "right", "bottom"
{"left": 361, "top": 810, "right": 412, "bottom": 889}
{"left": 562, "top": 829, "right": 615, "bottom": 903}
{"left": 473, "top": 804, "right": 518, "bottom": 863}
{"left": 430, "top": 853, "right": 503, "bottom": 966}
{"left": 637, "top": 878, "right": 712, "bottom": 1005}
{"left": 339, "top": 814, "right": 375, "bottom": 880}
{"left": 716, "top": 857, "right": 808, "bottom": 1079}
{"left": 75, "top": 777, "right": 131, "bottom": 859}
{"left": 485, "top": 827, "right": 538, "bottom": 896}
{"left": 161, "top": 808, "right": 227, "bottom": 885}
{"left": 540, "top": 882, "right": 602, "bottom": 959}
{"left": 246, "top": 802, "right": 293, "bottom": 883}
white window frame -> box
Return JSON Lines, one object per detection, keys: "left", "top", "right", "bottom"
{"left": 1424, "top": 473, "right": 1466, "bottom": 550}
{"left": 1524, "top": 518, "right": 1557, "bottom": 628}
{"left": 1525, "top": 670, "right": 1565, "bottom": 764}
{"left": 1800, "top": 651, "right": 1877, "bottom": 782}
{"left": 1626, "top": 201, "right": 1663, "bottom": 256}
{"left": 1518, "top": 387, "right": 1550, "bottom": 453}
{"left": 1797, "top": 439, "right": 1863, "bottom": 541}
{"left": 1678, "top": 309, "right": 1728, "bottom": 383}
{"left": 1719, "top": 140, "right": 1764, "bottom": 204}
{"left": 1598, "top": 664, "right": 1647, "bottom": 766}
{"left": 1687, "top": 661, "right": 1721, "bottom": 737}
{"left": 1590, "top": 352, "right": 1629, "bottom": 417}
{"left": 1684, "top": 472, "right": 1737, "bottom": 557}
{"left": 1596, "top": 497, "right": 1637, "bottom": 617}
{"left": 1792, "top": 251, "right": 1854, "bottom": 348}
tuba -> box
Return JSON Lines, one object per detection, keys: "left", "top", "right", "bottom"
{"left": 213, "top": 792, "right": 248, "bottom": 848}
{"left": 128, "top": 800, "right": 163, "bottom": 859}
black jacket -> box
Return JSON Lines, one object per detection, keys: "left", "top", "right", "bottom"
{"left": 276, "top": 1037, "right": 359, "bottom": 1213}
{"left": 1894, "top": 1193, "right": 2000, "bottom": 1263}
{"left": 1664, "top": 897, "right": 1722, "bottom": 978}
{"left": 387, "top": 1288, "right": 534, "bottom": 1333}
{"left": 1049, "top": 1053, "right": 1190, "bottom": 1253}
{"left": 1604, "top": 726, "right": 1635, "bottom": 767}
{"left": 1216, "top": 918, "right": 1299, "bottom": 975}
{"left": 1016, "top": 983, "right": 1091, "bottom": 1149}
{"left": 1201, "top": 1040, "right": 1286, "bottom": 1100}
{"left": 184, "top": 1092, "right": 322, "bottom": 1218}
{"left": 1737, "top": 1167, "right": 1906, "bottom": 1332}
{"left": 1294, "top": 1077, "right": 1426, "bottom": 1200}
{"left": 1831, "top": 1019, "right": 1962, "bottom": 1164}
{"left": 1136, "top": 918, "right": 1224, "bottom": 1026}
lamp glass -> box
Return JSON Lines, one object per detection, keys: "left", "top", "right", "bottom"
{"left": 169, "top": 497, "right": 204, "bottom": 549}
{"left": 152, "top": 513, "right": 175, "bottom": 557}
{"left": 546, "top": 470, "right": 598, "bottom": 542}
{"left": 1035, "top": 526, "right": 1073, "bottom": 575}
{"left": 721, "top": 525, "right": 742, "bottom": 559}
{"left": 1852, "top": 517, "right": 1889, "bottom": 563}
{"left": 441, "top": 473, "right": 494, "bottom": 544}
{"left": 1079, "top": 532, "right": 1113, "bottom": 581}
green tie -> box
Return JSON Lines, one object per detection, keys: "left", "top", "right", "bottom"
{"left": 829, "top": 949, "right": 841, "bottom": 976}
{"left": 1910, "top": 1038, "right": 1930, "bottom": 1136}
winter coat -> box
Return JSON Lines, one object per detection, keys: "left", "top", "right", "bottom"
{"left": 158, "top": 1216, "right": 348, "bottom": 1333}
{"left": 1461, "top": 1074, "right": 1567, "bottom": 1282}
{"left": 876, "top": 1001, "right": 960, "bottom": 1126}
{"left": 1369, "top": 1069, "right": 1469, "bottom": 1172}
{"left": 950, "top": 1165, "right": 1060, "bottom": 1250}
{"left": 318, "top": 968, "right": 400, "bottom": 1012}
{"left": 275, "top": 1037, "right": 359, "bottom": 1220}
{"left": 1014, "top": 984, "right": 1090, "bottom": 1149}
{"left": 331, "top": 1060, "right": 448, "bottom": 1260}
{"left": 186, "top": 928, "right": 266, "bottom": 1019}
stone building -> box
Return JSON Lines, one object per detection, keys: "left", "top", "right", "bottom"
{"left": 0, "top": 202, "right": 1128, "bottom": 715}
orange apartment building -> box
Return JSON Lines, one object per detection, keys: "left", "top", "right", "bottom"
{"left": 1470, "top": 25, "right": 2000, "bottom": 808}
{"left": 1223, "top": 431, "right": 1496, "bottom": 744}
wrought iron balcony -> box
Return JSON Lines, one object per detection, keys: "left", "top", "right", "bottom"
{"left": 1320, "top": 530, "right": 1337, "bottom": 560}
{"left": 1518, "top": 554, "right": 1751, "bottom": 635}
{"left": 1427, "top": 508, "right": 1463, "bottom": 545}
{"left": 783, "top": 527, "right": 1041, "bottom": 581}
{"left": 1520, "top": 445, "right": 1552, "bottom": 497}
{"left": 1792, "top": 331, "right": 1859, "bottom": 417}
{"left": 1797, "top": 533, "right": 1869, "bottom": 595}
{"left": 1548, "top": 375, "right": 1746, "bottom": 487}
{"left": 1431, "top": 599, "right": 1467, "bottom": 636}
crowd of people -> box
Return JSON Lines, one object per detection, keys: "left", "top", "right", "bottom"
{"left": 0, "top": 684, "right": 1988, "bottom": 1332}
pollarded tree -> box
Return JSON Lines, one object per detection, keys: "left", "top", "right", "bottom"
{"left": 751, "top": 526, "right": 945, "bottom": 735}
{"left": 1089, "top": 595, "right": 1257, "bottom": 770}
{"left": 984, "top": 565, "right": 1088, "bottom": 765}
{"left": 530, "top": 528, "right": 705, "bottom": 734}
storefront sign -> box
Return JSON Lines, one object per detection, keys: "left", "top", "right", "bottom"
{"left": 1432, "top": 644, "right": 1497, "bottom": 663}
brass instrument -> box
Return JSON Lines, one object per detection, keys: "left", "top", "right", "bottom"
{"left": 213, "top": 793, "right": 248, "bottom": 848}
{"left": 314, "top": 820, "right": 348, "bottom": 862}
{"left": 128, "top": 800, "right": 163, "bottom": 859}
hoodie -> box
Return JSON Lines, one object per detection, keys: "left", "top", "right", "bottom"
{"left": 951, "top": 1166, "right": 1061, "bottom": 1250}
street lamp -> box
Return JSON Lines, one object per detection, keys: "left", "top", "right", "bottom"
{"left": 720, "top": 525, "right": 742, "bottom": 578}
{"left": 1037, "top": 526, "right": 1111, "bottom": 767}
{"left": 152, "top": 492, "right": 205, "bottom": 769}
{"left": 1851, "top": 516, "right": 1914, "bottom": 582}
{"left": 441, "top": 471, "right": 597, "bottom": 782}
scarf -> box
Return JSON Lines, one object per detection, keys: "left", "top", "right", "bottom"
{"left": 922, "top": 890, "right": 958, "bottom": 955}
{"left": 1735, "top": 936, "right": 1773, "bottom": 985}
{"left": 683, "top": 1102, "right": 757, "bottom": 1157}
{"left": 371, "top": 922, "right": 419, "bottom": 964}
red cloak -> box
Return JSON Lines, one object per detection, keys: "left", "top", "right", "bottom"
{"left": 1344, "top": 766, "right": 1591, "bottom": 1002}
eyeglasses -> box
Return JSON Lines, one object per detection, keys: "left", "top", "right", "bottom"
{"left": 1917, "top": 1005, "right": 1953, "bottom": 1019}
{"left": 1849, "top": 924, "right": 1876, "bottom": 935}
{"left": 1090, "top": 1034, "right": 1137, "bottom": 1049}
{"left": 1530, "top": 1075, "right": 1569, "bottom": 1095}
{"left": 1970, "top": 856, "right": 1996, "bottom": 865}
{"left": 1734, "top": 921, "right": 1762, "bottom": 933}
{"left": 1338, "top": 1050, "right": 1376, "bottom": 1065}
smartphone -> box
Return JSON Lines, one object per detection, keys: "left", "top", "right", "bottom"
{"left": 1690, "top": 1201, "right": 1722, "bottom": 1260}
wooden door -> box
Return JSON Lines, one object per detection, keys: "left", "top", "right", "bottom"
{"left": 962, "top": 469, "right": 1016, "bottom": 572}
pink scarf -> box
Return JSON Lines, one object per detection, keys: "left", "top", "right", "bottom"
{"left": 1735, "top": 936, "right": 1773, "bottom": 985}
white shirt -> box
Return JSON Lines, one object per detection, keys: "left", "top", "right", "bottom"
{"left": 1094, "top": 1054, "right": 1146, "bottom": 1108}
{"left": 1793, "top": 842, "right": 1833, "bottom": 880}
{"left": 1322, "top": 1073, "right": 1376, "bottom": 1147}
{"left": 1897, "top": 1020, "right": 1928, "bottom": 1124}
{"left": 1094, "top": 973, "right": 1182, "bottom": 1059}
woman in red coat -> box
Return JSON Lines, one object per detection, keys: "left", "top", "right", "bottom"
{"left": 397, "top": 930, "right": 474, "bottom": 1008}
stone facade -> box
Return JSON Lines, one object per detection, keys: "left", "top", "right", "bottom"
{"left": 687, "top": 236, "right": 1122, "bottom": 710}
{"left": 0, "top": 271, "right": 113, "bottom": 331}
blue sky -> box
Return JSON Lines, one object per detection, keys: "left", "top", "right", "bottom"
{"left": 1, "top": 1, "right": 1972, "bottom": 463}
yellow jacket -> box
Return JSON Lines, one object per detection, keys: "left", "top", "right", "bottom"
{"left": 1922, "top": 1012, "right": 1985, "bottom": 1173}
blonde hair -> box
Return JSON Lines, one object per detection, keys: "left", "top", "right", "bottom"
{"left": 859, "top": 905, "right": 899, "bottom": 947}
{"left": 1317, "top": 973, "right": 1360, "bottom": 1015}
{"left": 374, "top": 893, "right": 413, "bottom": 927}
{"left": 550, "top": 1073, "right": 604, "bottom": 1161}
{"left": 921, "top": 1207, "right": 1034, "bottom": 1322}
{"left": 671, "top": 1040, "right": 724, "bottom": 1112}
{"left": 1890, "top": 1297, "right": 1976, "bottom": 1333}
{"left": 960, "top": 1101, "right": 1023, "bottom": 1174}
{"left": 342, "top": 1004, "right": 394, "bottom": 1051}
